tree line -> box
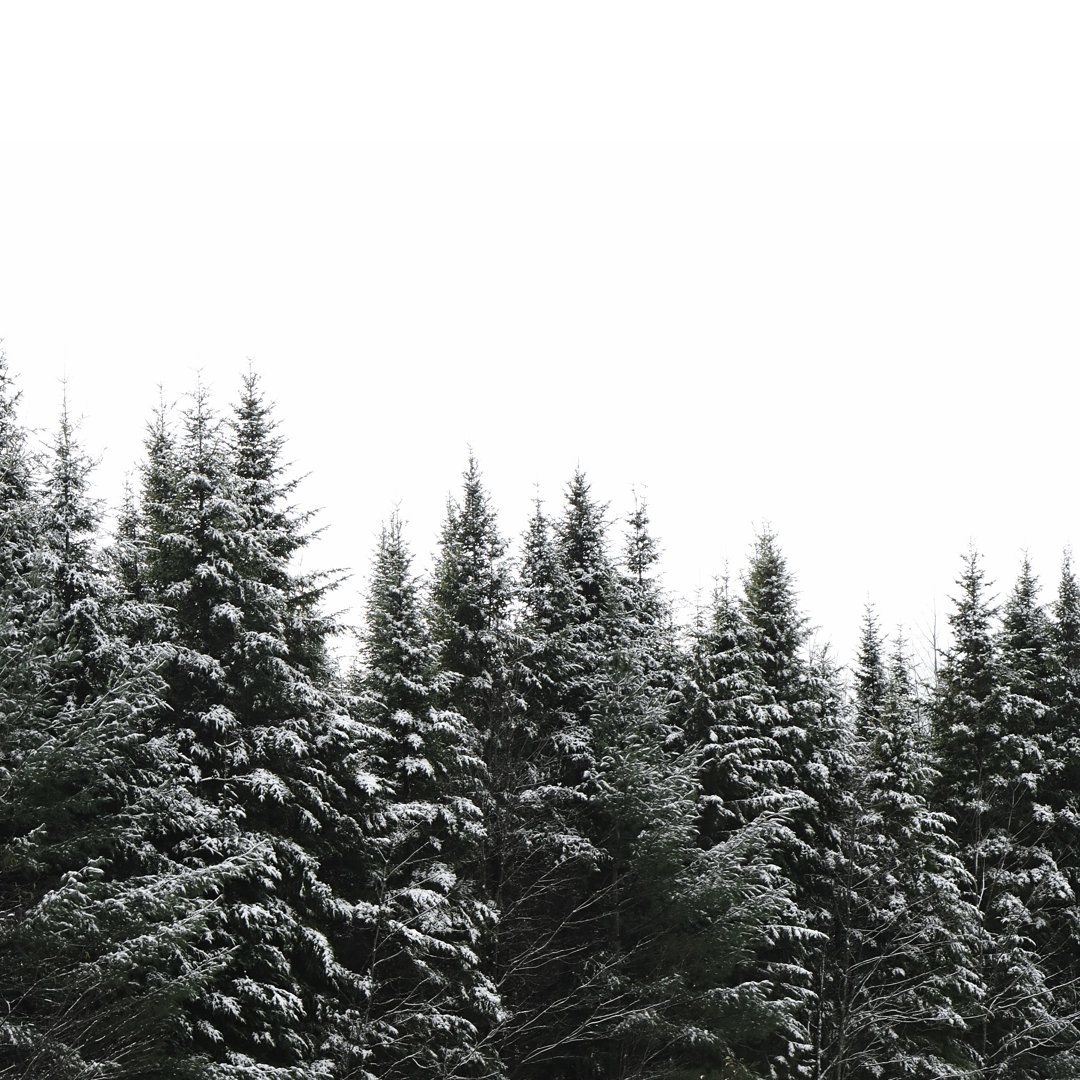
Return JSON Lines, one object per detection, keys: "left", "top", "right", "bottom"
{"left": 2, "top": 358, "right": 1080, "bottom": 1079}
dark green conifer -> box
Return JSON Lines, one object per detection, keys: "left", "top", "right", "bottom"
{"left": 831, "top": 632, "right": 981, "bottom": 1079}
{"left": 1, "top": 371, "right": 242, "bottom": 1079}
{"left": 127, "top": 375, "right": 375, "bottom": 1077}
{"left": 933, "top": 550, "right": 1075, "bottom": 1079}
{"left": 350, "top": 513, "right": 501, "bottom": 1080}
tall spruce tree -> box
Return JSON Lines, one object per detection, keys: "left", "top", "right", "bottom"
{"left": 998, "top": 557, "right": 1080, "bottom": 1074}
{"left": 933, "top": 550, "right": 1076, "bottom": 1078}
{"left": 127, "top": 375, "right": 375, "bottom": 1077}
{"left": 350, "top": 513, "right": 501, "bottom": 1080}
{"left": 501, "top": 483, "right": 799, "bottom": 1078}
{"left": 736, "top": 531, "right": 829, "bottom": 1078}
{"left": 852, "top": 605, "right": 887, "bottom": 740}
{"left": 681, "top": 577, "right": 771, "bottom": 848}
{"left": 1042, "top": 553, "right": 1080, "bottom": 1035}
{"left": 428, "top": 456, "right": 517, "bottom": 911}
{"left": 832, "top": 624, "right": 981, "bottom": 1079}
{"left": 584, "top": 502, "right": 799, "bottom": 1079}
{"left": 1, "top": 373, "right": 244, "bottom": 1079}
{"left": 494, "top": 480, "right": 612, "bottom": 1075}
{"left": 430, "top": 455, "right": 512, "bottom": 740}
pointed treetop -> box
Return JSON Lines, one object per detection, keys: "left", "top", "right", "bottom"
{"left": 1002, "top": 552, "right": 1052, "bottom": 692}
{"left": 0, "top": 350, "right": 33, "bottom": 509}
{"left": 854, "top": 603, "right": 887, "bottom": 735}
{"left": 45, "top": 383, "right": 101, "bottom": 560}
{"left": 1055, "top": 550, "right": 1080, "bottom": 664}
{"left": 559, "top": 469, "right": 610, "bottom": 570}
{"left": 887, "top": 627, "right": 915, "bottom": 700}
{"left": 232, "top": 368, "right": 288, "bottom": 487}
{"left": 945, "top": 547, "right": 999, "bottom": 674}
{"left": 623, "top": 492, "right": 660, "bottom": 589}
{"left": 1003, "top": 552, "right": 1047, "bottom": 637}
{"left": 741, "top": 528, "right": 809, "bottom": 693}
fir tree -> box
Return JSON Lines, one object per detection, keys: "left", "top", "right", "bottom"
{"left": 428, "top": 456, "right": 518, "bottom": 913}
{"left": 129, "top": 375, "right": 374, "bottom": 1077}
{"left": 830, "top": 632, "right": 981, "bottom": 1079}
{"left": 350, "top": 513, "right": 501, "bottom": 1079}
{"left": 430, "top": 455, "right": 512, "bottom": 735}
{"left": 680, "top": 578, "right": 774, "bottom": 847}
{"left": 1045, "top": 552, "right": 1080, "bottom": 1004}
{"left": 852, "top": 605, "right": 887, "bottom": 739}
{"left": 493, "top": 485, "right": 610, "bottom": 1075}
{"left": 933, "top": 550, "right": 1075, "bottom": 1078}
{"left": 0, "top": 374, "right": 243, "bottom": 1079}
{"left": 736, "top": 530, "right": 851, "bottom": 1079}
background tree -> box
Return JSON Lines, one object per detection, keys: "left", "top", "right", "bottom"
{"left": 830, "top": 625, "right": 981, "bottom": 1079}
{"left": 933, "top": 550, "right": 1075, "bottom": 1078}
{"left": 350, "top": 513, "right": 501, "bottom": 1080}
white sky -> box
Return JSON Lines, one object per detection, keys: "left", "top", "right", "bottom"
{"left": 2, "top": 3, "right": 1080, "bottom": 669}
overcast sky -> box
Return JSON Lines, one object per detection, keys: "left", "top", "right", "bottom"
{"left": 2, "top": 3, "right": 1080, "bottom": 668}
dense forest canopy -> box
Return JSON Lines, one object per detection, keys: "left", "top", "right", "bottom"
{"left": 3, "top": 356, "right": 1080, "bottom": 1079}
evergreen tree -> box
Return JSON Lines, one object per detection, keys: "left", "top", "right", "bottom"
{"left": 1043, "top": 552, "right": 1080, "bottom": 1019}
{"left": 1001, "top": 556, "right": 1054, "bottom": 711}
{"left": 430, "top": 455, "right": 512, "bottom": 737}
{"left": 493, "top": 484, "right": 610, "bottom": 1075}
{"left": 0, "top": 374, "right": 244, "bottom": 1079}
{"left": 582, "top": 509, "right": 798, "bottom": 1080}
{"left": 428, "top": 456, "right": 517, "bottom": 910}
{"left": 933, "top": 550, "right": 1075, "bottom": 1078}
{"left": 735, "top": 532, "right": 824, "bottom": 1077}
{"left": 999, "top": 556, "right": 1080, "bottom": 1073}
{"left": 350, "top": 513, "right": 501, "bottom": 1080}
{"left": 129, "top": 375, "right": 374, "bottom": 1077}
{"left": 829, "top": 630, "right": 981, "bottom": 1079}
{"left": 852, "top": 605, "right": 887, "bottom": 739}
{"left": 802, "top": 642, "right": 864, "bottom": 1080}
{"left": 680, "top": 578, "right": 776, "bottom": 846}
{"left": 502, "top": 485, "right": 799, "bottom": 1078}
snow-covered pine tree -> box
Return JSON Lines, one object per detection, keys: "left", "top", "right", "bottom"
{"left": 429, "top": 455, "right": 512, "bottom": 743}
{"left": 933, "top": 550, "right": 1075, "bottom": 1078}
{"left": 427, "top": 456, "right": 519, "bottom": 917}
{"left": 852, "top": 605, "right": 887, "bottom": 739}
{"left": 512, "top": 496, "right": 579, "bottom": 789}
{"left": 801, "top": 639, "right": 865, "bottom": 1080}
{"left": 681, "top": 577, "right": 766, "bottom": 848}
{"left": 40, "top": 390, "right": 112, "bottom": 682}
{"left": 572, "top": 502, "right": 800, "bottom": 1079}
{"left": 230, "top": 369, "right": 339, "bottom": 682}
{"left": 829, "top": 623, "right": 981, "bottom": 1079}
{"left": 1001, "top": 557, "right": 1054, "bottom": 713}
{"left": 492, "top": 481, "right": 611, "bottom": 1075}
{"left": 618, "top": 499, "right": 666, "bottom": 649}
{"left": 349, "top": 513, "right": 501, "bottom": 1080}
{"left": 128, "top": 375, "right": 373, "bottom": 1077}
{"left": 614, "top": 498, "right": 685, "bottom": 721}
{"left": 997, "top": 557, "right": 1080, "bottom": 1074}
{"left": 0, "top": 375, "right": 244, "bottom": 1079}
{"left": 735, "top": 530, "right": 831, "bottom": 1078}
{"left": 491, "top": 474, "right": 680, "bottom": 1076}
{"left": 1040, "top": 553, "right": 1080, "bottom": 1041}
{"left": 495, "top": 484, "right": 798, "bottom": 1078}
